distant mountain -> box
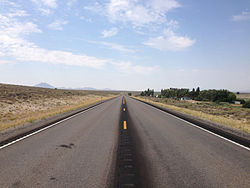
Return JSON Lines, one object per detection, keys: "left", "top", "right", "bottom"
{"left": 80, "top": 87, "right": 96, "bottom": 90}
{"left": 102, "top": 88, "right": 112, "bottom": 91}
{"left": 58, "top": 87, "right": 67, "bottom": 89}
{"left": 34, "top": 82, "right": 55, "bottom": 89}
{"left": 33, "top": 84, "right": 111, "bottom": 91}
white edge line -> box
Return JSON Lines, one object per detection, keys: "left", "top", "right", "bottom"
{"left": 144, "top": 101, "right": 250, "bottom": 151}
{"left": 0, "top": 105, "right": 97, "bottom": 150}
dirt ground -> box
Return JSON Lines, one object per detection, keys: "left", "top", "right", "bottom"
{"left": 236, "top": 93, "right": 250, "bottom": 100}
{"left": 0, "top": 83, "right": 118, "bottom": 131}
{"left": 136, "top": 96, "right": 250, "bottom": 133}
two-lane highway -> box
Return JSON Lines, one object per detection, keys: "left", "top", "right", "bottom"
{"left": 0, "top": 96, "right": 249, "bottom": 187}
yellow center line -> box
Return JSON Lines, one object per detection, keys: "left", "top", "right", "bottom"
{"left": 123, "top": 121, "right": 127, "bottom": 130}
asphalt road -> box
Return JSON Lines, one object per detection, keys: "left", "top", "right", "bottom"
{"left": 0, "top": 96, "right": 249, "bottom": 187}
{"left": 0, "top": 97, "right": 121, "bottom": 188}
{"left": 125, "top": 96, "right": 250, "bottom": 188}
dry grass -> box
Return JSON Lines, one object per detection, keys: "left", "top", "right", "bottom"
{"left": 237, "top": 93, "right": 250, "bottom": 100}
{"left": 134, "top": 96, "right": 250, "bottom": 133}
{"left": 0, "top": 83, "right": 118, "bottom": 132}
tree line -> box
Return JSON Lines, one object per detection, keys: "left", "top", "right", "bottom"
{"left": 161, "top": 88, "right": 236, "bottom": 102}
{"left": 161, "top": 87, "right": 200, "bottom": 99}
{"left": 140, "top": 88, "right": 154, "bottom": 97}
{"left": 141, "top": 87, "right": 238, "bottom": 103}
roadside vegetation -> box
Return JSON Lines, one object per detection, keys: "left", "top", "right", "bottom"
{"left": 136, "top": 88, "right": 250, "bottom": 133}
{"left": 0, "top": 83, "right": 118, "bottom": 132}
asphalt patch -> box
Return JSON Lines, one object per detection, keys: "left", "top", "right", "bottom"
{"left": 114, "top": 98, "right": 151, "bottom": 188}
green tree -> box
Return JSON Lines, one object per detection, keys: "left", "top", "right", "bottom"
{"left": 141, "top": 89, "right": 154, "bottom": 97}
{"left": 195, "top": 87, "right": 200, "bottom": 97}
{"left": 227, "top": 92, "right": 236, "bottom": 102}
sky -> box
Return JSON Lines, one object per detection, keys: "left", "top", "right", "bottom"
{"left": 0, "top": 0, "right": 250, "bottom": 91}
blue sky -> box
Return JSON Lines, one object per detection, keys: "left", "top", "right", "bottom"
{"left": 0, "top": 0, "right": 250, "bottom": 91}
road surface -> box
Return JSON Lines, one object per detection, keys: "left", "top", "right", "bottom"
{"left": 0, "top": 97, "right": 120, "bottom": 188}
{"left": 125, "top": 97, "right": 250, "bottom": 187}
{"left": 0, "top": 96, "right": 249, "bottom": 187}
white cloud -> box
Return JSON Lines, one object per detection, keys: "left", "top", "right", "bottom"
{"left": 67, "top": 0, "right": 77, "bottom": 7}
{"left": 89, "top": 40, "right": 135, "bottom": 53}
{"left": 0, "top": 0, "right": 18, "bottom": 7}
{"left": 85, "top": 0, "right": 180, "bottom": 27}
{"left": 31, "top": 0, "right": 57, "bottom": 15}
{"left": 107, "top": 1, "right": 155, "bottom": 26}
{"left": 0, "top": 13, "right": 156, "bottom": 73}
{"left": 232, "top": 11, "right": 250, "bottom": 21}
{"left": 111, "top": 61, "right": 159, "bottom": 74}
{"left": 101, "top": 27, "right": 118, "bottom": 38}
{"left": 0, "top": 14, "right": 107, "bottom": 69}
{"left": 166, "top": 19, "right": 179, "bottom": 29}
{"left": 149, "top": 0, "right": 180, "bottom": 12}
{"left": 0, "top": 36, "right": 107, "bottom": 69}
{"left": 48, "top": 20, "right": 68, "bottom": 30}
{"left": 0, "top": 14, "right": 42, "bottom": 36}
{"left": 31, "top": 0, "right": 57, "bottom": 8}
{"left": 144, "top": 29, "right": 195, "bottom": 51}
{"left": 8, "top": 10, "right": 29, "bottom": 17}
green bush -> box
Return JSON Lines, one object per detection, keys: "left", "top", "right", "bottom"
{"left": 198, "top": 89, "right": 236, "bottom": 102}
{"left": 237, "top": 99, "right": 246, "bottom": 104}
{"left": 128, "top": 93, "right": 132, "bottom": 96}
{"left": 227, "top": 92, "right": 236, "bottom": 102}
{"left": 242, "top": 100, "right": 250, "bottom": 108}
